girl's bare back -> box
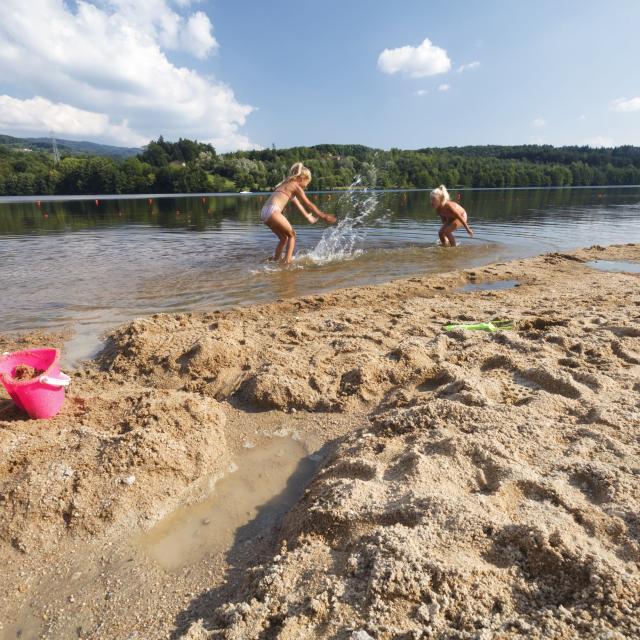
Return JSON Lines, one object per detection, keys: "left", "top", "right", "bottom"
{"left": 441, "top": 201, "right": 467, "bottom": 221}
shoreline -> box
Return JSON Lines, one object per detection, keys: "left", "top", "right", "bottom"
{"left": 1, "top": 243, "right": 639, "bottom": 639}
{"left": 2, "top": 183, "right": 640, "bottom": 204}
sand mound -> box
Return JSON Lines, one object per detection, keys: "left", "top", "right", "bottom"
{"left": 0, "top": 375, "right": 227, "bottom": 554}
{"left": 198, "top": 392, "right": 639, "bottom": 639}
{"left": 97, "top": 306, "right": 416, "bottom": 412}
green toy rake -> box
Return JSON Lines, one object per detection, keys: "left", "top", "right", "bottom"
{"left": 444, "top": 319, "right": 514, "bottom": 332}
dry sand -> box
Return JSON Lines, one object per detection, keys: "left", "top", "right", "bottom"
{"left": 1, "top": 243, "right": 639, "bottom": 639}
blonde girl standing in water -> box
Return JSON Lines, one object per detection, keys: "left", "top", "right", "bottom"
{"left": 430, "top": 184, "right": 474, "bottom": 247}
{"left": 260, "top": 162, "right": 336, "bottom": 264}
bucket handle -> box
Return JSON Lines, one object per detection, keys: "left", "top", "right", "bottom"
{"left": 39, "top": 373, "right": 71, "bottom": 388}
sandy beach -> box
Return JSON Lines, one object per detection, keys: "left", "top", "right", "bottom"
{"left": 1, "top": 243, "right": 639, "bottom": 639}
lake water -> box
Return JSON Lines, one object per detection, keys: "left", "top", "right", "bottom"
{"left": 1, "top": 187, "right": 639, "bottom": 365}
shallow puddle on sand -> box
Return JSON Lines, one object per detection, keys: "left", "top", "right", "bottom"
{"left": 3, "top": 436, "right": 322, "bottom": 639}
{"left": 61, "top": 330, "right": 104, "bottom": 368}
{"left": 459, "top": 279, "right": 520, "bottom": 292}
{"left": 136, "top": 436, "right": 319, "bottom": 571}
{"left": 587, "top": 260, "right": 640, "bottom": 274}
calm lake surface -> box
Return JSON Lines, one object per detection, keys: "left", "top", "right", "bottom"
{"left": 1, "top": 187, "right": 639, "bottom": 365}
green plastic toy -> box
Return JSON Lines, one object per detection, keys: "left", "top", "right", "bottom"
{"left": 444, "top": 319, "right": 514, "bottom": 332}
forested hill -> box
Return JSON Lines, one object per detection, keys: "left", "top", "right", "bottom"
{"left": 0, "top": 134, "right": 140, "bottom": 158}
{"left": 1, "top": 136, "right": 640, "bottom": 196}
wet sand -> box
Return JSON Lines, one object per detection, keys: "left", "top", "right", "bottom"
{"left": 1, "top": 243, "right": 639, "bottom": 639}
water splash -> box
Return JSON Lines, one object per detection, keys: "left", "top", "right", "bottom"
{"left": 302, "top": 176, "right": 382, "bottom": 265}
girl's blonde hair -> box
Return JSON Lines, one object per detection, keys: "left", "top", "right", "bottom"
{"left": 278, "top": 162, "right": 312, "bottom": 188}
{"left": 430, "top": 184, "right": 450, "bottom": 205}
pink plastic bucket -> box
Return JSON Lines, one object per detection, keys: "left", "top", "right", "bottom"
{"left": 0, "top": 348, "right": 70, "bottom": 419}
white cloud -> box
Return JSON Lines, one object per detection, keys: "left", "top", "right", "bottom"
{"left": 0, "top": 0, "right": 256, "bottom": 150}
{"left": 457, "top": 61, "right": 480, "bottom": 73}
{"left": 377, "top": 38, "right": 451, "bottom": 78}
{"left": 532, "top": 118, "right": 546, "bottom": 128}
{"left": 416, "top": 89, "right": 428, "bottom": 97}
{"left": 0, "top": 95, "right": 147, "bottom": 146}
{"left": 437, "top": 84, "right": 450, "bottom": 92}
{"left": 181, "top": 11, "right": 218, "bottom": 59}
{"left": 95, "top": 0, "right": 218, "bottom": 58}
{"left": 583, "top": 136, "right": 614, "bottom": 147}
{"left": 611, "top": 97, "right": 640, "bottom": 112}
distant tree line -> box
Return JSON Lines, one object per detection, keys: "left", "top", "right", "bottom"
{"left": 1, "top": 137, "right": 640, "bottom": 196}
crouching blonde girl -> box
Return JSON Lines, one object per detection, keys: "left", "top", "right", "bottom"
{"left": 430, "top": 184, "right": 474, "bottom": 247}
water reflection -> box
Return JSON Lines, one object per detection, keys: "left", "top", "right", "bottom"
{"left": 0, "top": 187, "right": 634, "bottom": 235}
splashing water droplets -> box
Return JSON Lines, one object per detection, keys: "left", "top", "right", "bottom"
{"left": 303, "top": 176, "right": 381, "bottom": 265}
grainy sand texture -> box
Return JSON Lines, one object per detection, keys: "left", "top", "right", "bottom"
{"left": 1, "top": 243, "right": 639, "bottom": 639}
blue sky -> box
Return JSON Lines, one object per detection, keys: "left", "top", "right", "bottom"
{"left": 0, "top": 0, "right": 639, "bottom": 150}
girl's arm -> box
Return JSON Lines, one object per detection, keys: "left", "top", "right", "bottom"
{"left": 293, "top": 185, "right": 336, "bottom": 223}
{"left": 291, "top": 196, "right": 317, "bottom": 223}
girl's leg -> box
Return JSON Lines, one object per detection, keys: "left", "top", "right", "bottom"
{"left": 266, "top": 211, "right": 296, "bottom": 262}
{"left": 438, "top": 224, "right": 450, "bottom": 246}
{"left": 443, "top": 220, "right": 463, "bottom": 247}
{"left": 264, "top": 215, "right": 287, "bottom": 260}
{"left": 273, "top": 230, "right": 288, "bottom": 261}
{"left": 283, "top": 229, "right": 296, "bottom": 264}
